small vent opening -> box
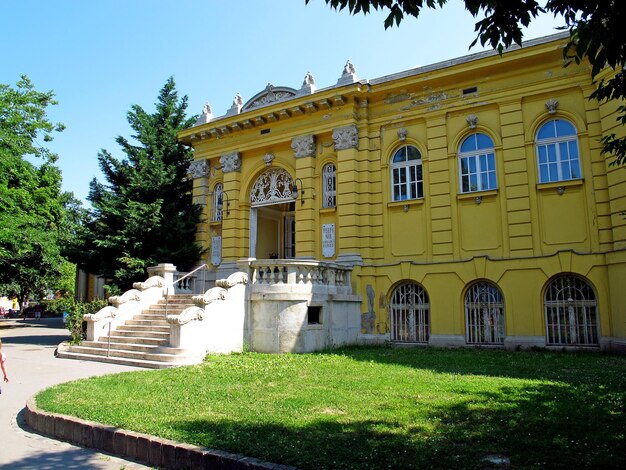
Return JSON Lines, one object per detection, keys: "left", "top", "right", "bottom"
{"left": 307, "top": 306, "right": 322, "bottom": 325}
{"left": 462, "top": 86, "right": 478, "bottom": 95}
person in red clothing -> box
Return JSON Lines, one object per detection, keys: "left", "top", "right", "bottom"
{"left": 0, "top": 339, "right": 8, "bottom": 393}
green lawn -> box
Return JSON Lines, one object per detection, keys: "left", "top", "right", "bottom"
{"left": 37, "top": 347, "right": 626, "bottom": 469}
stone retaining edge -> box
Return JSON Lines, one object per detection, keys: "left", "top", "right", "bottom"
{"left": 25, "top": 396, "right": 296, "bottom": 470}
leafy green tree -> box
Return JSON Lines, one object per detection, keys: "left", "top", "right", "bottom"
{"left": 77, "top": 77, "right": 203, "bottom": 290}
{"left": 307, "top": 0, "right": 626, "bottom": 165}
{"left": 0, "top": 75, "right": 72, "bottom": 307}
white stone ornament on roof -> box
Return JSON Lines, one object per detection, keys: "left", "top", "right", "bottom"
{"left": 242, "top": 83, "right": 298, "bottom": 111}
{"left": 194, "top": 102, "right": 214, "bottom": 126}
{"left": 299, "top": 72, "right": 317, "bottom": 95}
{"left": 226, "top": 93, "right": 243, "bottom": 116}
{"left": 337, "top": 60, "right": 358, "bottom": 86}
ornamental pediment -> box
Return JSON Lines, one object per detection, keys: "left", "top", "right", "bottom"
{"left": 242, "top": 83, "right": 298, "bottom": 112}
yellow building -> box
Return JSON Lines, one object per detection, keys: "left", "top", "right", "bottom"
{"left": 179, "top": 33, "right": 626, "bottom": 352}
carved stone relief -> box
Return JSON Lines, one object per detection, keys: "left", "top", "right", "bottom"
{"left": 220, "top": 152, "right": 241, "bottom": 173}
{"left": 187, "top": 159, "right": 210, "bottom": 179}
{"left": 333, "top": 125, "right": 359, "bottom": 151}
{"left": 291, "top": 135, "right": 316, "bottom": 158}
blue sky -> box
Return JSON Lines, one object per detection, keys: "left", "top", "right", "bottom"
{"left": 2, "top": 0, "right": 564, "bottom": 204}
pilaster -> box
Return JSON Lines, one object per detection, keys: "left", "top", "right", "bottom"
{"left": 293, "top": 136, "right": 317, "bottom": 258}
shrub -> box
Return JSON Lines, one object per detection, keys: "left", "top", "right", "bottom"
{"left": 66, "top": 299, "right": 108, "bottom": 344}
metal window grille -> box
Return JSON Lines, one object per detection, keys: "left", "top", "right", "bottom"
{"left": 465, "top": 282, "right": 505, "bottom": 344}
{"left": 390, "top": 282, "right": 429, "bottom": 343}
{"left": 545, "top": 275, "right": 598, "bottom": 346}
{"left": 322, "top": 164, "right": 336, "bottom": 208}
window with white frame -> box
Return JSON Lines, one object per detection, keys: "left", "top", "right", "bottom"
{"left": 322, "top": 163, "right": 336, "bottom": 208}
{"left": 464, "top": 281, "right": 505, "bottom": 344}
{"left": 390, "top": 282, "right": 430, "bottom": 343}
{"left": 544, "top": 275, "right": 598, "bottom": 346}
{"left": 536, "top": 119, "right": 581, "bottom": 183}
{"left": 459, "top": 133, "right": 497, "bottom": 193}
{"left": 212, "top": 183, "right": 223, "bottom": 222}
{"left": 391, "top": 145, "right": 423, "bottom": 201}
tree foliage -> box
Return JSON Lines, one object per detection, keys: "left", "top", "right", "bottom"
{"left": 307, "top": 0, "right": 626, "bottom": 165}
{"left": 73, "top": 77, "right": 203, "bottom": 290}
{"left": 0, "top": 75, "right": 75, "bottom": 306}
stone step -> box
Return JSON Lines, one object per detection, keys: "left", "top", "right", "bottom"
{"left": 111, "top": 330, "right": 170, "bottom": 340}
{"left": 82, "top": 340, "right": 163, "bottom": 353}
{"left": 133, "top": 313, "right": 167, "bottom": 321}
{"left": 103, "top": 335, "right": 169, "bottom": 346}
{"left": 116, "top": 324, "right": 170, "bottom": 333}
{"left": 67, "top": 345, "right": 186, "bottom": 363}
{"left": 143, "top": 306, "right": 194, "bottom": 314}
{"left": 125, "top": 319, "right": 169, "bottom": 327}
{"left": 57, "top": 350, "right": 177, "bottom": 369}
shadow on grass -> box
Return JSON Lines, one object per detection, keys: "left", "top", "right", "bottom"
{"left": 171, "top": 377, "right": 625, "bottom": 470}
{"left": 320, "top": 345, "right": 626, "bottom": 383}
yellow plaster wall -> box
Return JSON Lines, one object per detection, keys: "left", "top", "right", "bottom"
{"left": 180, "top": 35, "right": 625, "bottom": 348}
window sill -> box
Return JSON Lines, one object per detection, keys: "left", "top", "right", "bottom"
{"left": 209, "top": 220, "right": 223, "bottom": 227}
{"left": 457, "top": 189, "right": 498, "bottom": 201}
{"left": 319, "top": 207, "right": 336, "bottom": 214}
{"left": 536, "top": 178, "right": 583, "bottom": 192}
{"left": 387, "top": 198, "right": 425, "bottom": 209}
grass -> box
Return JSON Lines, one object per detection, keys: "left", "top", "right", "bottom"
{"left": 37, "top": 347, "right": 626, "bottom": 469}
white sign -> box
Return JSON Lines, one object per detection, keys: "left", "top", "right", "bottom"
{"left": 211, "top": 236, "right": 222, "bottom": 266}
{"left": 322, "top": 224, "right": 335, "bottom": 258}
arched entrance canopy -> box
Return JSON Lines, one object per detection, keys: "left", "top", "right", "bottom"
{"left": 250, "top": 167, "right": 294, "bottom": 207}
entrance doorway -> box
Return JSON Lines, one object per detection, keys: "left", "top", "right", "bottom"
{"left": 251, "top": 202, "right": 296, "bottom": 259}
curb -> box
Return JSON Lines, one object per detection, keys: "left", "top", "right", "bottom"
{"left": 24, "top": 396, "right": 296, "bottom": 470}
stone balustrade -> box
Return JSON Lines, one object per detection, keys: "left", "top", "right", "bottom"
{"left": 245, "top": 259, "right": 353, "bottom": 295}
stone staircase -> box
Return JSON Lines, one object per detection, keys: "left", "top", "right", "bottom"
{"left": 58, "top": 295, "right": 198, "bottom": 369}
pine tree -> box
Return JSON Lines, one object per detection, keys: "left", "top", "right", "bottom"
{"left": 80, "top": 77, "right": 203, "bottom": 290}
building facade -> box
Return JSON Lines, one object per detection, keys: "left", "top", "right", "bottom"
{"left": 178, "top": 33, "right": 626, "bottom": 352}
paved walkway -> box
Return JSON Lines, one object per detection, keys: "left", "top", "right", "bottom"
{"left": 0, "top": 317, "right": 151, "bottom": 469}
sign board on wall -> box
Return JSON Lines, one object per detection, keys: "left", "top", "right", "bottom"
{"left": 322, "top": 223, "right": 335, "bottom": 258}
{"left": 211, "top": 236, "right": 222, "bottom": 266}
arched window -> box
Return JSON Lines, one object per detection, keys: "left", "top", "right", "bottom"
{"left": 544, "top": 275, "right": 599, "bottom": 346}
{"left": 322, "top": 163, "right": 336, "bottom": 208}
{"left": 212, "top": 183, "right": 223, "bottom": 222}
{"left": 464, "top": 281, "right": 505, "bottom": 344}
{"left": 389, "top": 282, "right": 430, "bottom": 343}
{"left": 458, "top": 133, "right": 497, "bottom": 193}
{"left": 536, "top": 119, "right": 581, "bottom": 183}
{"left": 391, "top": 145, "right": 423, "bottom": 201}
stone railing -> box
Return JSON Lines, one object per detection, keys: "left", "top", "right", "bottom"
{"left": 244, "top": 259, "right": 353, "bottom": 295}
{"left": 173, "top": 265, "right": 213, "bottom": 295}
{"left": 83, "top": 275, "right": 168, "bottom": 342}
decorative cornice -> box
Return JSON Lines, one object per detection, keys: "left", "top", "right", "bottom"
{"left": 291, "top": 135, "right": 316, "bottom": 158}
{"left": 333, "top": 125, "right": 359, "bottom": 151}
{"left": 220, "top": 152, "right": 241, "bottom": 173}
{"left": 187, "top": 159, "right": 210, "bottom": 179}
